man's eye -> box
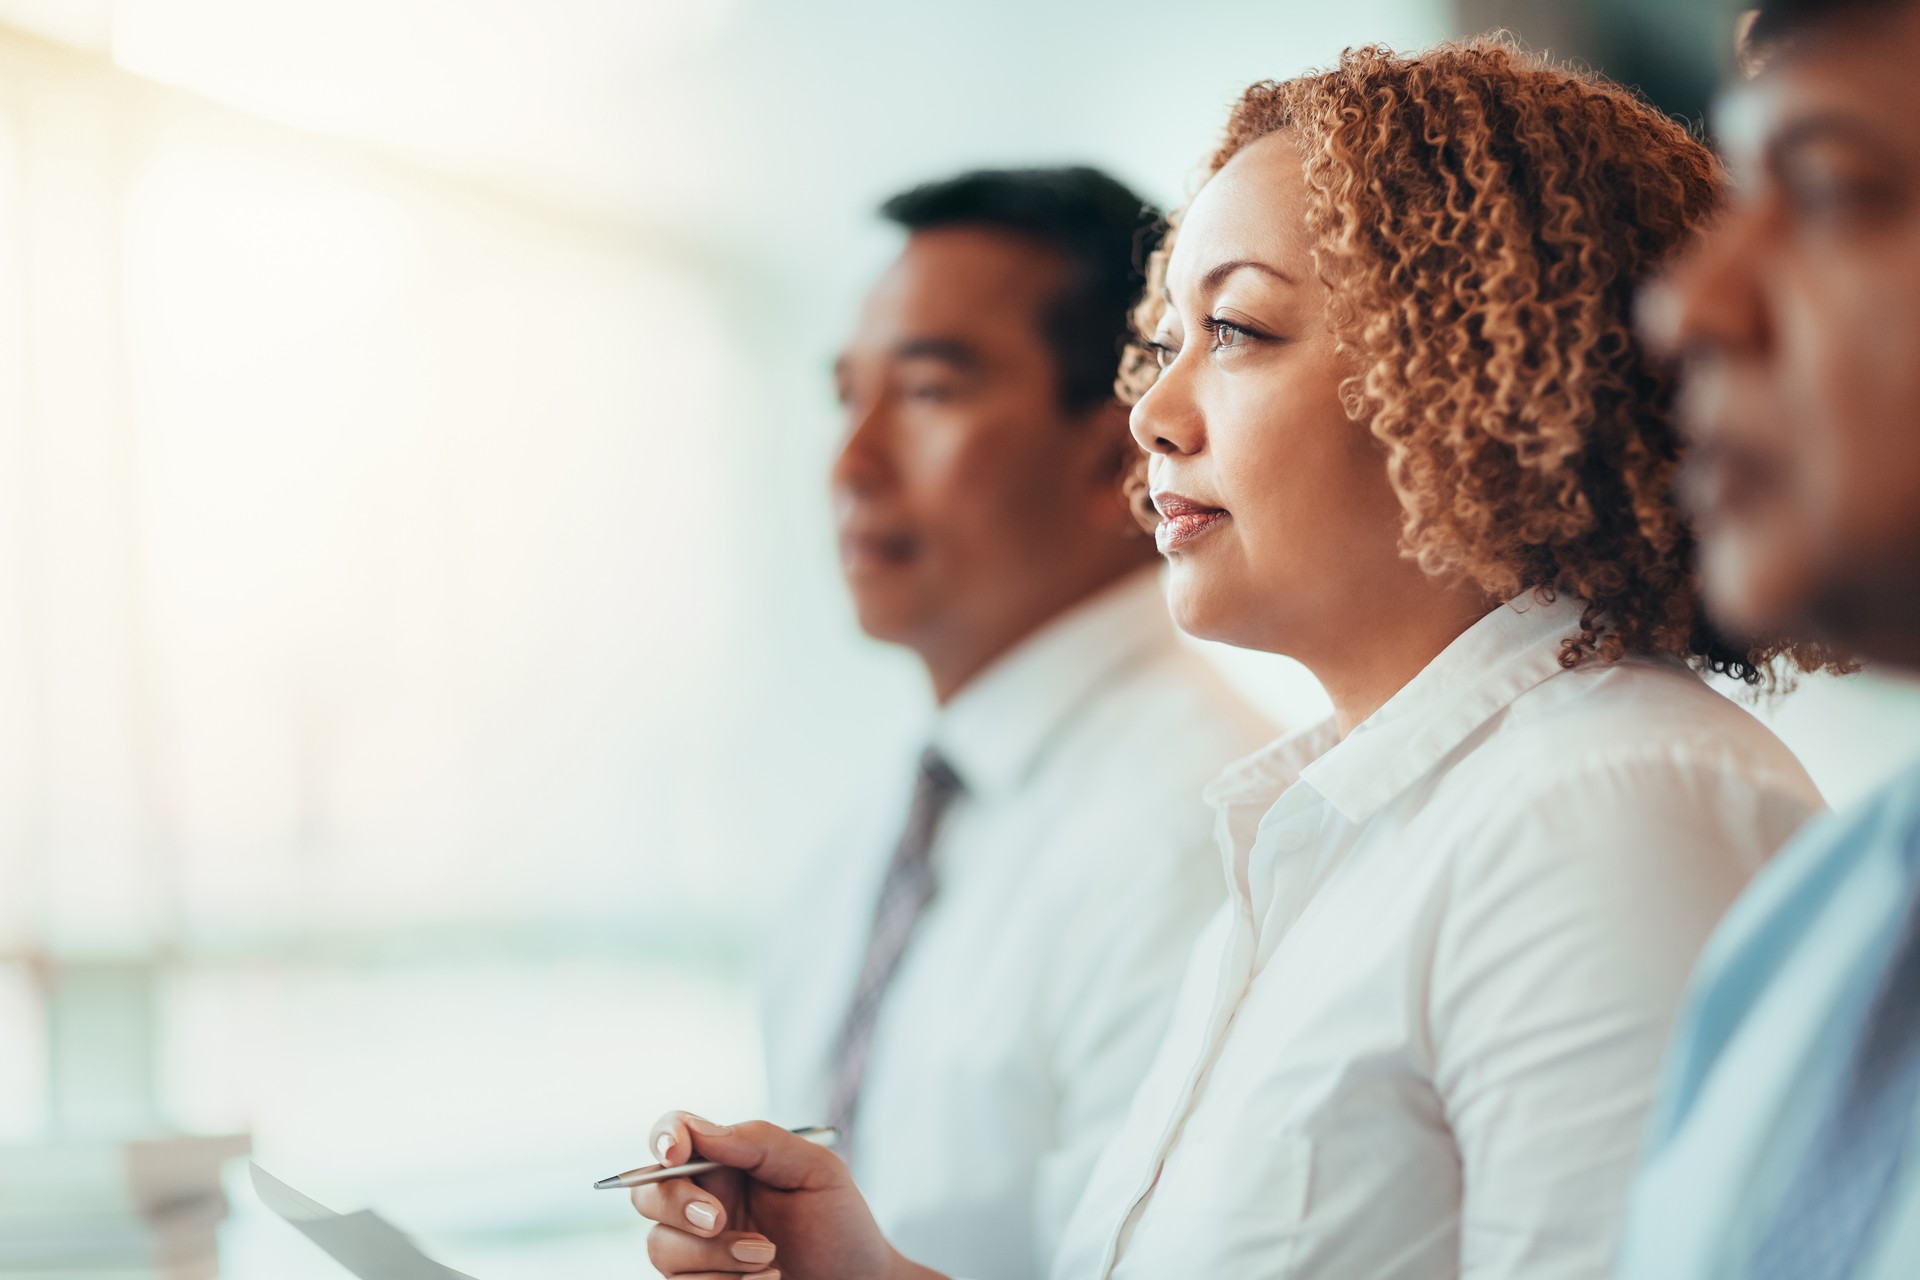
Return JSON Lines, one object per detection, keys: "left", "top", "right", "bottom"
{"left": 1792, "top": 177, "right": 1899, "bottom": 222}
{"left": 1777, "top": 154, "right": 1906, "bottom": 228}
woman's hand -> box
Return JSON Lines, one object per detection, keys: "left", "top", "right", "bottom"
{"left": 633, "top": 1113, "right": 950, "bottom": 1280}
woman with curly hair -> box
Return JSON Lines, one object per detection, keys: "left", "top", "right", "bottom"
{"left": 626, "top": 39, "right": 1838, "bottom": 1280}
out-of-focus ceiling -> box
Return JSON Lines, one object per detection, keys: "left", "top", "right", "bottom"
{"left": 0, "top": 0, "right": 1489, "bottom": 306}
{"left": 0, "top": 1, "right": 1451, "bottom": 247}
{"left": 0, "top": 1, "right": 1743, "bottom": 287}
{"left": 0, "top": 0, "right": 736, "bottom": 232}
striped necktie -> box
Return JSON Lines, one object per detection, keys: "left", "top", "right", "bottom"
{"left": 1749, "top": 875, "right": 1920, "bottom": 1279}
{"left": 825, "top": 747, "right": 965, "bottom": 1149}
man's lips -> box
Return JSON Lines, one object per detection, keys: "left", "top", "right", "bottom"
{"left": 1678, "top": 432, "right": 1788, "bottom": 529}
{"left": 1150, "top": 491, "right": 1229, "bottom": 554}
{"left": 838, "top": 528, "right": 918, "bottom": 570}
{"left": 1674, "top": 374, "right": 1792, "bottom": 529}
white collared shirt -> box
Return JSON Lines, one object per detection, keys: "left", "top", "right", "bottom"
{"left": 761, "top": 569, "right": 1273, "bottom": 1280}
{"left": 1049, "top": 595, "right": 1825, "bottom": 1280}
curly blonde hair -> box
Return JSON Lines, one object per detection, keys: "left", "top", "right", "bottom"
{"left": 1122, "top": 38, "right": 1841, "bottom": 681}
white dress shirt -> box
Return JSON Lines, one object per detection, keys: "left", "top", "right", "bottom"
{"left": 761, "top": 568, "right": 1272, "bottom": 1280}
{"left": 1049, "top": 594, "right": 1825, "bottom": 1280}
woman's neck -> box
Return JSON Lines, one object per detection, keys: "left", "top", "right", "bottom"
{"left": 1305, "top": 582, "right": 1496, "bottom": 738}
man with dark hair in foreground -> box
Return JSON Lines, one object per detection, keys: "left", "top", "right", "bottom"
{"left": 757, "top": 168, "right": 1269, "bottom": 1280}
{"left": 1620, "top": 1, "right": 1920, "bottom": 1275}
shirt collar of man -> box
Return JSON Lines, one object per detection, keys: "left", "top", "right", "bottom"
{"left": 931, "top": 567, "right": 1176, "bottom": 800}
{"left": 1204, "top": 591, "right": 1592, "bottom": 825}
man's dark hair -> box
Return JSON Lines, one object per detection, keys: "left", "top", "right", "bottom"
{"left": 880, "top": 166, "right": 1162, "bottom": 413}
{"left": 1748, "top": 0, "right": 1912, "bottom": 49}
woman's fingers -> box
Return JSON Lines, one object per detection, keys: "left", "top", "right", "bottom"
{"left": 632, "top": 1174, "right": 730, "bottom": 1236}
{"left": 679, "top": 1117, "right": 850, "bottom": 1191}
{"left": 646, "top": 1223, "right": 779, "bottom": 1276}
{"left": 650, "top": 1112, "right": 692, "bottom": 1167}
{"left": 632, "top": 1114, "right": 909, "bottom": 1280}
{"left": 636, "top": 1112, "right": 847, "bottom": 1218}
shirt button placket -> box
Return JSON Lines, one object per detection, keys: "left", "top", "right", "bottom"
{"left": 1099, "top": 905, "right": 1258, "bottom": 1278}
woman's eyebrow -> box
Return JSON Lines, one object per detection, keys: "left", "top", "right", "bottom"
{"left": 1200, "top": 258, "right": 1299, "bottom": 291}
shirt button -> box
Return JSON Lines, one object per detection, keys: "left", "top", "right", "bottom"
{"left": 1276, "top": 829, "right": 1308, "bottom": 853}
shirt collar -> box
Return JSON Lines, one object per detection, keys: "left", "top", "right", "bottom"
{"left": 932, "top": 568, "right": 1177, "bottom": 799}
{"left": 1205, "top": 591, "right": 1590, "bottom": 824}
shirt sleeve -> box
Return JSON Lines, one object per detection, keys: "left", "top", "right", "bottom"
{"left": 1427, "top": 751, "right": 1820, "bottom": 1278}
{"left": 1028, "top": 814, "right": 1226, "bottom": 1276}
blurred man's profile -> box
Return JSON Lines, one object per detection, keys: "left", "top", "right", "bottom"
{"left": 758, "top": 167, "right": 1270, "bottom": 1280}
{"left": 1619, "top": 1, "right": 1920, "bottom": 1275}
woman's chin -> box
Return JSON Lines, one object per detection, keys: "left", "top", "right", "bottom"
{"left": 1166, "top": 572, "right": 1242, "bottom": 645}
{"left": 1166, "top": 566, "right": 1298, "bottom": 654}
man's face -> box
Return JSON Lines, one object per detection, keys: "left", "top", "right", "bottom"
{"left": 1644, "top": 5, "right": 1920, "bottom": 657}
{"left": 831, "top": 228, "right": 1117, "bottom": 664}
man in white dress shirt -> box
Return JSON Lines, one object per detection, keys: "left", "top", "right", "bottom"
{"left": 759, "top": 168, "right": 1270, "bottom": 1280}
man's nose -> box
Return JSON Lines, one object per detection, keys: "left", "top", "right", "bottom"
{"left": 1638, "top": 208, "right": 1773, "bottom": 364}
{"left": 830, "top": 396, "right": 894, "bottom": 498}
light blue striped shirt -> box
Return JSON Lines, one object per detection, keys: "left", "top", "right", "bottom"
{"left": 1619, "top": 756, "right": 1920, "bottom": 1279}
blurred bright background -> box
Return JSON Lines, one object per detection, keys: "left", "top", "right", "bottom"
{"left": 2, "top": 1, "right": 1918, "bottom": 1276}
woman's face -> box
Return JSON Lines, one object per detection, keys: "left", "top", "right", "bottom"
{"left": 1132, "top": 130, "right": 1414, "bottom": 657}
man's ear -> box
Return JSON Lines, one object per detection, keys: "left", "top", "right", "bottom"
{"left": 1073, "top": 399, "right": 1154, "bottom": 537}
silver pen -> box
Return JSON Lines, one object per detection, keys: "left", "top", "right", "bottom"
{"left": 592, "top": 1125, "right": 839, "bottom": 1190}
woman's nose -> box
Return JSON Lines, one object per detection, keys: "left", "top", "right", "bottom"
{"left": 1129, "top": 363, "right": 1204, "bottom": 457}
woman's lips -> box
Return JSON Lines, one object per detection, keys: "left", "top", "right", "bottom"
{"left": 1150, "top": 492, "right": 1229, "bottom": 554}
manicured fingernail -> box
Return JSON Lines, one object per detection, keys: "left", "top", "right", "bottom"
{"left": 731, "top": 1239, "right": 777, "bottom": 1264}
{"left": 745, "top": 1272, "right": 779, "bottom": 1280}
{"left": 685, "top": 1201, "right": 717, "bottom": 1231}
{"left": 655, "top": 1132, "right": 673, "bottom": 1162}
{"left": 686, "top": 1115, "right": 734, "bottom": 1137}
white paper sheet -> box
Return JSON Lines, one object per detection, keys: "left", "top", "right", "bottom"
{"left": 250, "top": 1163, "right": 478, "bottom": 1280}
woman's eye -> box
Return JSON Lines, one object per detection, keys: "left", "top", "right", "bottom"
{"left": 1148, "top": 341, "right": 1178, "bottom": 370}
{"left": 1199, "top": 315, "right": 1258, "bottom": 353}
